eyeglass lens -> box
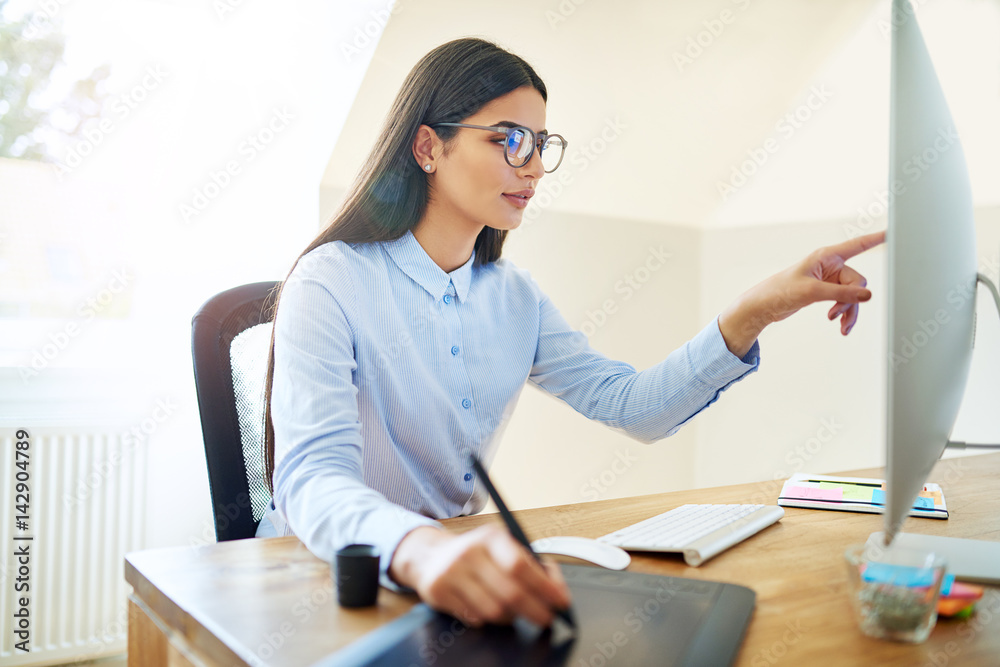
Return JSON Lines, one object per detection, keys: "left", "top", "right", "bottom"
{"left": 505, "top": 128, "right": 565, "bottom": 172}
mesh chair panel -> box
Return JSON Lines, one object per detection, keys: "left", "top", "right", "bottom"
{"left": 230, "top": 322, "right": 273, "bottom": 523}
{"left": 192, "top": 280, "right": 280, "bottom": 541}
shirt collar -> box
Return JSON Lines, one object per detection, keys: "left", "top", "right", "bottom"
{"left": 384, "top": 229, "right": 475, "bottom": 302}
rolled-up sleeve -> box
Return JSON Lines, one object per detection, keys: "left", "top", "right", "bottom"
{"left": 527, "top": 284, "right": 760, "bottom": 443}
{"left": 270, "top": 255, "right": 440, "bottom": 589}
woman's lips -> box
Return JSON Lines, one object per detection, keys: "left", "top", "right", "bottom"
{"left": 502, "top": 193, "right": 529, "bottom": 208}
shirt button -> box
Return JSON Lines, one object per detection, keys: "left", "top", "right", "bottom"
{"left": 451, "top": 345, "right": 460, "bottom": 356}
{"left": 443, "top": 294, "right": 452, "bottom": 304}
{"left": 462, "top": 398, "right": 472, "bottom": 409}
{"left": 464, "top": 473, "right": 472, "bottom": 482}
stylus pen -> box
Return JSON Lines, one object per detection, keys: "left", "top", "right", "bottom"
{"left": 468, "top": 453, "right": 577, "bottom": 631}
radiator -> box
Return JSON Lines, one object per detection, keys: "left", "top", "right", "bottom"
{"left": 1, "top": 428, "right": 147, "bottom": 666}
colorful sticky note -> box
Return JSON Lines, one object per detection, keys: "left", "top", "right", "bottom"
{"left": 862, "top": 563, "right": 944, "bottom": 588}
{"left": 940, "top": 578, "right": 983, "bottom": 599}
{"left": 786, "top": 485, "right": 843, "bottom": 501}
{"left": 938, "top": 597, "right": 975, "bottom": 617}
{"left": 841, "top": 485, "right": 876, "bottom": 502}
{"left": 817, "top": 481, "right": 873, "bottom": 501}
{"left": 866, "top": 488, "right": 934, "bottom": 509}
{"left": 921, "top": 489, "right": 944, "bottom": 507}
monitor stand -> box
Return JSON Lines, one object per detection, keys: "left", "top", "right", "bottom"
{"left": 977, "top": 272, "right": 1000, "bottom": 321}
{"left": 868, "top": 532, "right": 1000, "bottom": 585}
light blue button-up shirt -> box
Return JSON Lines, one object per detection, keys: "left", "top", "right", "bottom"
{"left": 258, "top": 229, "right": 760, "bottom": 587}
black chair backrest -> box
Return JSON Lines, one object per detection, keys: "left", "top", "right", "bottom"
{"left": 192, "top": 281, "right": 281, "bottom": 541}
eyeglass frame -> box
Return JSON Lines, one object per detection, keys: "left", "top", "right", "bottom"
{"left": 428, "top": 122, "right": 567, "bottom": 173}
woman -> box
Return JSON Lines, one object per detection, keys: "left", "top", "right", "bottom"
{"left": 257, "top": 37, "right": 884, "bottom": 629}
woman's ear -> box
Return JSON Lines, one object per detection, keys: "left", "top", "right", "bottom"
{"left": 412, "top": 124, "right": 438, "bottom": 172}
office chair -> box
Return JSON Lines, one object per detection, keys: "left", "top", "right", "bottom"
{"left": 191, "top": 281, "right": 281, "bottom": 541}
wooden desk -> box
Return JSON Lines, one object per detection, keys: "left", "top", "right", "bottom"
{"left": 126, "top": 453, "right": 1000, "bottom": 666}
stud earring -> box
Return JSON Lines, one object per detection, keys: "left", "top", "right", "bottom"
{"left": 424, "top": 165, "right": 432, "bottom": 172}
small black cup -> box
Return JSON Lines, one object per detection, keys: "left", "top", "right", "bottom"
{"left": 335, "top": 544, "right": 380, "bottom": 608}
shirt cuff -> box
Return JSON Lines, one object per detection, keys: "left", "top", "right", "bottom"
{"left": 685, "top": 315, "right": 761, "bottom": 388}
{"left": 377, "top": 517, "right": 444, "bottom": 594}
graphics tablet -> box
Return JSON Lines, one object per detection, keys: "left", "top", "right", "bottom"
{"left": 315, "top": 564, "right": 756, "bottom": 666}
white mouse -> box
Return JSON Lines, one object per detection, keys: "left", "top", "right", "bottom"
{"left": 530, "top": 536, "right": 631, "bottom": 570}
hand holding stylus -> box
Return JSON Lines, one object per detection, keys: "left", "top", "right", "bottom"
{"left": 468, "top": 453, "right": 577, "bottom": 632}
{"left": 388, "top": 523, "right": 573, "bottom": 629}
{"left": 388, "top": 456, "right": 574, "bottom": 630}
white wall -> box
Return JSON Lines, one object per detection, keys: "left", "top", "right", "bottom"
{"left": 494, "top": 213, "right": 704, "bottom": 508}
{"left": 320, "top": 0, "right": 879, "bottom": 225}
{"left": 697, "top": 212, "right": 1000, "bottom": 494}
{"left": 320, "top": 0, "right": 1000, "bottom": 510}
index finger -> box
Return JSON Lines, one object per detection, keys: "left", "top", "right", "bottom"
{"left": 487, "top": 532, "right": 572, "bottom": 612}
{"left": 512, "top": 550, "right": 572, "bottom": 612}
{"left": 825, "top": 230, "right": 886, "bottom": 261}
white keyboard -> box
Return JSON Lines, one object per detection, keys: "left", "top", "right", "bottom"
{"left": 597, "top": 504, "right": 785, "bottom": 567}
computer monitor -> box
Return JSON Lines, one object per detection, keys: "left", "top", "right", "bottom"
{"left": 883, "top": 0, "right": 978, "bottom": 542}
{"left": 879, "top": 0, "right": 1000, "bottom": 581}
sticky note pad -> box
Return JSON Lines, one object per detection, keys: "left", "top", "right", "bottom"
{"left": 872, "top": 488, "right": 886, "bottom": 506}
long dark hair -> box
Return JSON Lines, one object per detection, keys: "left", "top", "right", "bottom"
{"left": 263, "top": 37, "right": 548, "bottom": 494}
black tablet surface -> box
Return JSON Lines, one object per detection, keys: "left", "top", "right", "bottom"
{"left": 317, "top": 564, "right": 756, "bottom": 667}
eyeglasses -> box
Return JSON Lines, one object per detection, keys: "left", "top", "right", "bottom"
{"left": 430, "top": 122, "right": 567, "bottom": 173}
